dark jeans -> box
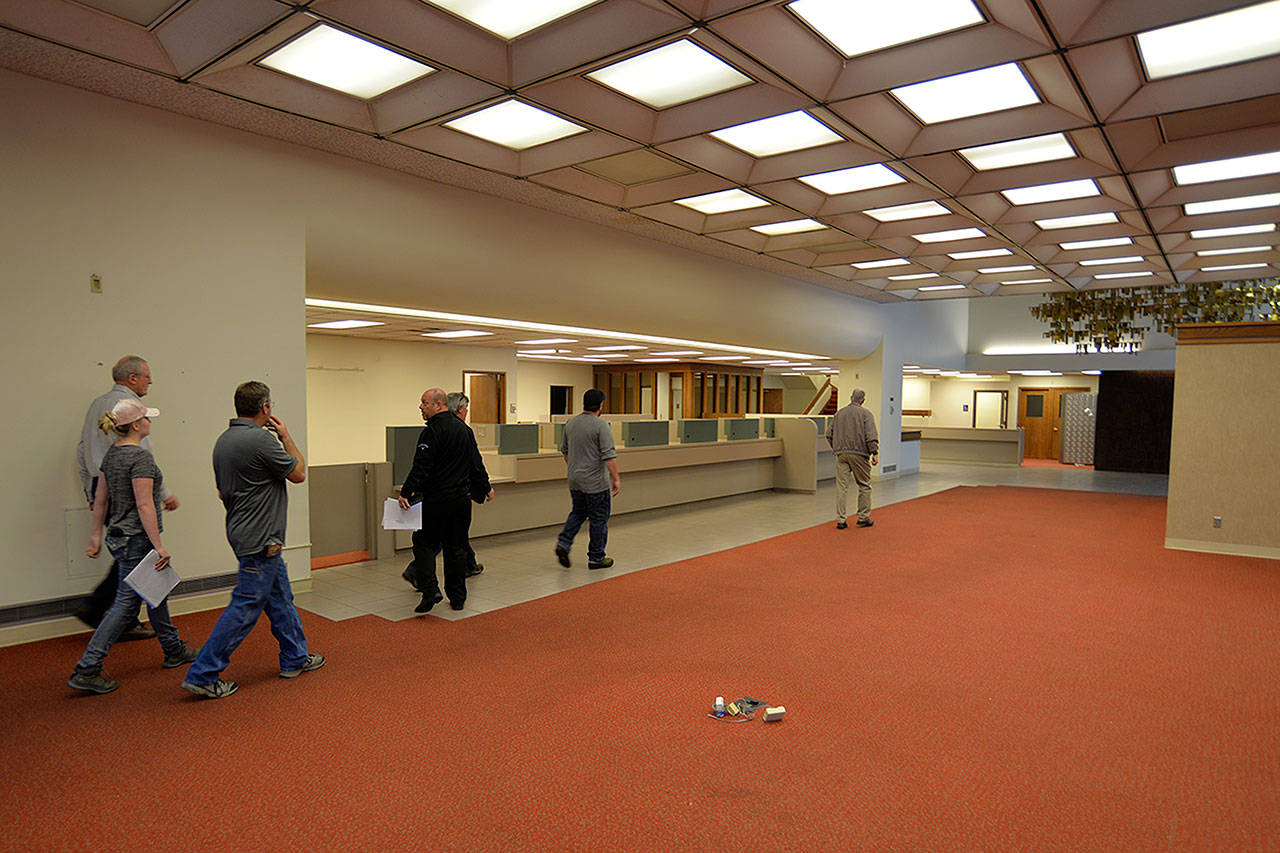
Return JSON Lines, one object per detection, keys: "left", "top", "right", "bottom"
{"left": 557, "top": 489, "right": 611, "bottom": 563}
{"left": 413, "top": 498, "right": 472, "bottom": 606}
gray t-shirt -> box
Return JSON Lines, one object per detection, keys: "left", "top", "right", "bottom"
{"left": 99, "top": 444, "right": 164, "bottom": 537}
{"left": 212, "top": 418, "right": 297, "bottom": 558}
{"left": 559, "top": 412, "right": 616, "bottom": 493}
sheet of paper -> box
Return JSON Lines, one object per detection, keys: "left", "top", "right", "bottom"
{"left": 381, "top": 497, "right": 422, "bottom": 530}
{"left": 123, "top": 550, "right": 181, "bottom": 609}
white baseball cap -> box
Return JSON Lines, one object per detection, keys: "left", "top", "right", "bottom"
{"left": 111, "top": 398, "right": 160, "bottom": 426}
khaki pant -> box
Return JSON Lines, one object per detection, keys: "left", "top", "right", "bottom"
{"left": 835, "top": 452, "right": 871, "bottom": 522}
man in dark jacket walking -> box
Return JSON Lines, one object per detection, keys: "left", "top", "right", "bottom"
{"left": 398, "top": 387, "right": 488, "bottom": 613}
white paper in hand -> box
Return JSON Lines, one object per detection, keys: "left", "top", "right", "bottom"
{"left": 123, "top": 550, "right": 181, "bottom": 608}
{"left": 381, "top": 498, "right": 422, "bottom": 530}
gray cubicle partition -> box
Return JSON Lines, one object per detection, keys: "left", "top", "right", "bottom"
{"left": 623, "top": 420, "right": 670, "bottom": 447}
{"left": 386, "top": 426, "right": 423, "bottom": 485}
{"left": 761, "top": 418, "right": 775, "bottom": 438}
{"left": 677, "top": 419, "right": 718, "bottom": 444}
{"left": 497, "top": 423, "right": 540, "bottom": 455}
{"left": 724, "top": 418, "right": 760, "bottom": 440}
{"left": 808, "top": 416, "right": 828, "bottom": 433}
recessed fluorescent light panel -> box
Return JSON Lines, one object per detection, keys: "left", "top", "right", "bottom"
{"left": 1184, "top": 193, "right": 1280, "bottom": 215}
{"left": 913, "top": 227, "right": 985, "bottom": 242}
{"left": 1079, "top": 256, "right": 1144, "bottom": 266}
{"left": 918, "top": 284, "right": 966, "bottom": 291}
{"left": 674, "top": 189, "right": 770, "bottom": 214}
{"left": 426, "top": 0, "right": 598, "bottom": 40}
{"left": 635, "top": 358, "right": 679, "bottom": 363}
{"left": 958, "top": 132, "right": 1076, "bottom": 171}
{"left": 852, "top": 258, "right": 910, "bottom": 269}
{"left": 652, "top": 350, "right": 703, "bottom": 356}
{"left": 798, "top": 163, "right": 905, "bottom": 195}
{"left": 787, "top": 0, "right": 984, "bottom": 57}
{"left": 1172, "top": 150, "right": 1280, "bottom": 185}
{"left": 949, "top": 248, "right": 1013, "bottom": 259}
{"left": 308, "top": 319, "right": 385, "bottom": 329}
{"left": 1095, "top": 271, "right": 1152, "bottom": 279}
{"left": 444, "top": 100, "right": 587, "bottom": 150}
{"left": 1001, "top": 178, "right": 1100, "bottom": 206}
{"left": 422, "top": 329, "right": 494, "bottom": 338}
{"left": 1189, "top": 223, "right": 1276, "bottom": 239}
{"left": 888, "top": 273, "right": 940, "bottom": 281}
{"left": 1060, "top": 237, "right": 1133, "bottom": 250}
{"left": 709, "top": 110, "right": 843, "bottom": 157}
{"left": 1201, "top": 262, "right": 1268, "bottom": 271}
{"left": 259, "top": 25, "right": 435, "bottom": 99}
{"left": 701, "top": 355, "right": 750, "bottom": 361}
{"left": 751, "top": 219, "right": 827, "bottom": 235}
{"left": 891, "top": 63, "right": 1040, "bottom": 124}
{"left": 585, "top": 40, "right": 752, "bottom": 109}
{"left": 863, "top": 200, "right": 949, "bottom": 222}
{"left": 979, "top": 265, "right": 1035, "bottom": 273}
{"left": 1036, "top": 211, "right": 1119, "bottom": 230}
{"left": 516, "top": 338, "right": 577, "bottom": 344}
{"left": 1002, "top": 278, "right": 1052, "bottom": 284}
{"left": 588, "top": 345, "right": 647, "bottom": 351}
{"left": 1196, "top": 245, "right": 1271, "bottom": 256}
{"left": 1135, "top": 0, "right": 1280, "bottom": 80}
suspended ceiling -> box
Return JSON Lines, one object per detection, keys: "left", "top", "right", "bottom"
{"left": 2, "top": 0, "right": 1279, "bottom": 305}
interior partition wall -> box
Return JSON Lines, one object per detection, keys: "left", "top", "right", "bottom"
{"left": 594, "top": 364, "right": 763, "bottom": 418}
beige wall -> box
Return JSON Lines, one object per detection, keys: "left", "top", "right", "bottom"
{"left": 1166, "top": 335, "right": 1280, "bottom": 559}
{"left": 903, "top": 375, "right": 1099, "bottom": 428}
{"left": 513, "top": 360, "right": 597, "bottom": 424}
{"left": 1, "top": 70, "right": 309, "bottom": 606}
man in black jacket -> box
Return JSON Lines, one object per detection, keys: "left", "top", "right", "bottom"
{"left": 398, "top": 388, "right": 488, "bottom": 613}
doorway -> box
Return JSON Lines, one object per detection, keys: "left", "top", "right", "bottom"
{"left": 550, "top": 385, "right": 572, "bottom": 417}
{"left": 463, "top": 371, "right": 505, "bottom": 424}
{"left": 1017, "top": 386, "right": 1091, "bottom": 459}
{"left": 973, "top": 390, "right": 1008, "bottom": 428}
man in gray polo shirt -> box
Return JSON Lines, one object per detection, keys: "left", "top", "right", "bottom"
{"left": 181, "top": 381, "right": 324, "bottom": 699}
{"left": 555, "top": 388, "right": 621, "bottom": 570}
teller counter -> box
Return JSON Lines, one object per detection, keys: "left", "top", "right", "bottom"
{"left": 390, "top": 417, "right": 824, "bottom": 547}
{"left": 918, "top": 426, "right": 1024, "bottom": 466}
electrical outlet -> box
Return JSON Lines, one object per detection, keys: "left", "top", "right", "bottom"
{"left": 1213, "top": 516, "right": 1222, "bottom": 528}
{"left": 89, "top": 275, "right": 102, "bottom": 294}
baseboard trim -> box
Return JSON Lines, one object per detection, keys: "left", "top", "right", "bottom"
{"left": 1164, "top": 538, "right": 1280, "bottom": 561}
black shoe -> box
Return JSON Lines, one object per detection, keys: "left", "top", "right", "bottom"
{"left": 856, "top": 518, "right": 874, "bottom": 528}
{"left": 836, "top": 521, "right": 848, "bottom": 530}
{"left": 555, "top": 546, "right": 571, "bottom": 568}
{"left": 401, "top": 561, "right": 420, "bottom": 591}
{"left": 414, "top": 591, "right": 443, "bottom": 613}
{"left": 449, "top": 600, "right": 465, "bottom": 611}
{"left": 587, "top": 557, "right": 614, "bottom": 570}
{"left": 466, "top": 562, "right": 484, "bottom": 578}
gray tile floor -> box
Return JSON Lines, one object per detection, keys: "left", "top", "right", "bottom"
{"left": 298, "top": 462, "right": 1169, "bottom": 623}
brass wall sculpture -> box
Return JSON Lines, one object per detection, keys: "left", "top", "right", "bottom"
{"left": 1028, "top": 279, "right": 1280, "bottom": 352}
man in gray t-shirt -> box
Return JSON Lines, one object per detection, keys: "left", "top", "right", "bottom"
{"left": 182, "top": 381, "right": 324, "bottom": 700}
{"left": 554, "top": 389, "right": 621, "bottom": 570}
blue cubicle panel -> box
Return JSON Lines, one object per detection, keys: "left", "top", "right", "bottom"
{"left": 497, "top": 423, "right": 540, "bottom": 455}
{"left": 724, "top": 418, "right": 760, "bottom": 440}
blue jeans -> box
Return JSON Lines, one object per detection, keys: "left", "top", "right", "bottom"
{"left": 75, "top": 533, "right": 182, "bottom": 674}
{"left": 557, "top": 489, "right": 611, "bottom": 563}
{"left": 184, "top": 552, "right": 308, "bottom": 685}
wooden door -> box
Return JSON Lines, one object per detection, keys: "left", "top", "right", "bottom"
{"left": 467, "top": 373, "right": 502, "bottom": 424}
{"left": 1018, "top": 387, "right": 1091, "bottom": 458}
{"left": 763, "top": 389, "right": 784, "bottom": 413}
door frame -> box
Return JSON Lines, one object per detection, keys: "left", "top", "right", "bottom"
{"left": 972, "top": 389, "right": 1008, "bottom": 428}
{"left": 462, "top": 370, "right": 506, "bottom": 424}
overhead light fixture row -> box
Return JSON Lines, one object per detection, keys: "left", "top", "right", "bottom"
{"left": 891, "top": 63, "right": 1040, "bottom": 124}
{"left": 585, "top": 40, "right": 752, "bottom": 109}
{"left": 444, "top": 100, "right": 587, "bottom": 150}
{"left": 958, "top": 132, "right": 1076, "bottom": 171}
{"left": 709, "top": 110, "right": 843, "bottom": 157}
{"left": 798, "top": 163, "right": 905, "bottom": 195}
{"left": 1135, "top": 0, "right": 1280, "bottom": 80}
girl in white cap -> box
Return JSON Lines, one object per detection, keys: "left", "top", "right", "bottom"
{"left": 67, "top": 398, "right": 198, "bottom": 694}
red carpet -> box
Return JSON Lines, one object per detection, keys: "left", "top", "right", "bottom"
{"left": 2, "top": 486, "right": 1278, "bottom": 851}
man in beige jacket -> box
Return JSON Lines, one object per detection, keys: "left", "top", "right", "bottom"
{"left": 826, "top": 389, "right": 880, "bottom": 529}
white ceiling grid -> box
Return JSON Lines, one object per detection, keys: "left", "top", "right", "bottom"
{"left": 1, "top": 0, "right": 1279, "bottom": 303}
